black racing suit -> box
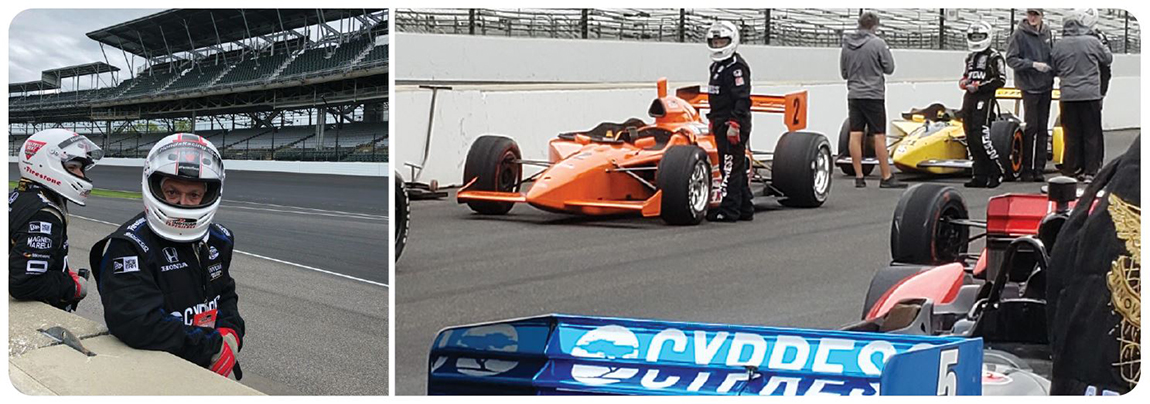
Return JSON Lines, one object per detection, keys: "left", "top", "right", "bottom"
{"left": 1046, "top": 136, "right": 1140, "bottom": 395}
{"left": 960, "top": 48, "right": 1008, "bottom": 180}
{"left": 9, "top": 180, "right": 80, "bottom": 310}
{"left": 90, "top": 212, "right": 245, "bottom": 377}
{"left": 707, "top": 52, "right": 754, "bottom": 219}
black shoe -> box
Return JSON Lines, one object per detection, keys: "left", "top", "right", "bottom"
{"left": 855, "top": 178, "right": 866, "bottom": 188}
{"left": 879, "top": 176, "right": 907, "bottom": 189}
{"left": 1082, "top": 174, "right": 1095, "bottom": 184}
{"left": 739, "top": 213, "right": 754, "bottom": 221}
{"left": 1027, "top": 171, "right": 1046, "bottom": 182}
{"left": 707, "top": 212, "right": 738, "bottom": 223}
{"left": 964, "top": 177, "right": 988, "bottom": 188}
{"left": 986, "top": 175, "right": 1002, "bottom": 189}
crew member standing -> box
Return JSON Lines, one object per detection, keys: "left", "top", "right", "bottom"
{"left": 1005, "top": 8, "right": 1056, "bottom": 182}
{"left": 91, "top": 134, "right": 245, "bottom": 379}
{"left": 958, "top": 21, "right": 1008, "bottom": 188}
{"left": 1052, "top": 10, "right": 1113, "bottom": 183}
{"left": 10, "top": 129, "right": 103, "bottom": 311}
{"left": 840, "top": 10, "right": 905, "bottom": 188}
{"left": 705, "top": 21, "right": 755, "bottom": 222}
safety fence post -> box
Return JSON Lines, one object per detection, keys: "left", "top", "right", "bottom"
{"left": 468, "top": 9, "right": 475, "bottom": 35}
{"left": 765, "top": 9, "right": 772, "bottom": 45}
{"left": 678, "top": 9, "right": 685, "bottom": 42}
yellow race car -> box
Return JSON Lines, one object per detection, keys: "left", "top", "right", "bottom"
{"left": 835, "top": 88, "right": 1064, "bottom": 180}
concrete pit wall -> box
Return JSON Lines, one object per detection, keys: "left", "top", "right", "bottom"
{"left": 394, "top": 33, "right": 1140, "bottom": 185}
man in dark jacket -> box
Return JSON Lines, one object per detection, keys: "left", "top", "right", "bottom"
{"left": 1046, "top": 136, "right": 1139, "bottom": 395}
{"left": 1005, "top": 8, "right": 1056, "bottom": 182}
{"left": 1052, "top": 11, "right": 1113, "bottom": 183}
{"left": 92, "top": 133, "right": 245, "bottom": 379}
{"left": 959, "top": 21, "right": 1008, "bottom": 188}
{"left": 840, "top": 10, "right": 904, "bottom": 189}
{"left": 10, "top": 129, "right": 103, "bottom": 311}
{"left": 704, "top": 20, "right": 755, "bottom": 222}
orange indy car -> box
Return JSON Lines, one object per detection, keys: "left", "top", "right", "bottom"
{"left": 457, "top": 78, "right": 833, "bottom": 225}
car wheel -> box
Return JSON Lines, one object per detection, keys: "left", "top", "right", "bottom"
{"left": 836, "top": 118, "right": 876, "bottom": 177}
{"left": 774, "top": 132, "right": 833, "bottom": 208}
{"left": 891, "top": 183, "right": 970, "bottom": 265}
{"left": 657, "top": 145, "right": 710, "bottom": 225}
{"left": 462, "top": 135, "right": 521, "bottom": 215}
{"left": 394, "top": 174, "right": 409, "bottom": 261}
{"left": 862, "top": 264, "right": 931, "bottom": 320}
{"left": 991, "top": 120, "right": 1024, "bottom": 181}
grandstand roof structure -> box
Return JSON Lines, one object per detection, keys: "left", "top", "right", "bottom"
{"left": 87, "top": 9, "right": 385, "bottom": 57}
{"left": 42, "top": 62, "right": 120, "bottom": 79}
{"left": 9, "top": 80, "right": 59, "bottom": 93}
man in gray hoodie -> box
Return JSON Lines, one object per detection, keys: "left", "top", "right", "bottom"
{"left": 1005, "top": 8, "right": 1056, "bottom": 182}
{"left": 840, "top": 10, "right": 904, "bottom": 189}
{"left": 1052, "top": 11, "right": 1113, "bottom": 182}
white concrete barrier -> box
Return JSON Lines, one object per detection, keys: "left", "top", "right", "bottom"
{"left": 8, "top": 156, "right": 389, "bottom": 177}
{"left": 395, "top": 33, "right": 1140, "bottom": 186}
{"left": 7, "top": 298, "right": 262, "bottom": 395}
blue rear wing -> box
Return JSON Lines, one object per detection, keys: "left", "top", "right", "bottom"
{"left": 428, "top": 314, "right": 983, "bottom": 396}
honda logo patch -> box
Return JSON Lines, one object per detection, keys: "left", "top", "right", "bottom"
{"left": 163, "top": 247, "right": 179, "bottom": 264}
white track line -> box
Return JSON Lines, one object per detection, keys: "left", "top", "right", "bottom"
{"left": 223, "top": 204, "right": 387, "bottom": 220}
{"left": 71, "top": 214, "right": 389, "bottom": 288}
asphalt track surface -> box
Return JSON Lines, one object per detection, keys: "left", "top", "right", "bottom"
{"left": 395, "top": 129, "right": 1139, "bottom": 395}
{"left": 9, "top": 167, "right": 389, "bottom": 395}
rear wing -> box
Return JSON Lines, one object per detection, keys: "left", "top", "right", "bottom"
{"left": 995, "top": 87, "right": 1061, "bottom": 100}
{"left": 428, "top": 314, "right": 983, "bottom": 395}
{"left": 665, "top": 78, "right": 808, "bottom": 132}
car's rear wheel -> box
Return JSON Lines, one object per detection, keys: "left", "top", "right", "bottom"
{"left": 774, "top": 132, "right": 832, "bottom": 208}
{"left": 836, "top": 118, "right": 876, "bottom": 177}
{"left": 891, "top": 183, "right": 970, "bottom": 265}
{"left": 657, "top": 145, "right": 710, "bottom": 225}
{"left": 394, "top": 174, "right": 409, "bottom": 260}
{"left": 463, "top": 135, "right": 521, "bottom": 215}
{"left": 991, "top": 120, "right": 1024, "bottom": 181}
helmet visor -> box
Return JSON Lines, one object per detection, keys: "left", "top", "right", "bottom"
{"left": 967, "top": 32, "right": 989, "bottom": 42}
{"left": 57, "top": 136, "right": 103, "bottom": 172}
{"left": 708, "top": 36, "right": 732, "bottom": 49}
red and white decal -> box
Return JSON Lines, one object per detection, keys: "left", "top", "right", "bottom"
{"left": 24, "top": 140, "right": 46, "bottom": 159}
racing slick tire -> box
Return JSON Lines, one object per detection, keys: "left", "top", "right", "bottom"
{"left": 656, "top": 145, "right": 710, "bottom": 225}
{"left": 862, "top": 264, "right": 931, "bottom": 319}
{"left": 395, "top": 174, "right": 409, "bottom": 260}
{"left": 990, "top": 120, "right": 1024, "bottom": 181}
{"left": 774, "top": 132, "right": 832, "bottom": 208}
{"left": 891, "top": 183, "right": 970, "bottom": 265}
{"left": 463, "top": 135, "right": 522, "bottom": 215}
{"left": 836, "top": 118, "right": 876, "bottom": 177}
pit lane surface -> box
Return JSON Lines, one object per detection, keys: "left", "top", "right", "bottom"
{"left": 9, "top": 167, "right": 389, "bottom": 395}
{"left": 395, "top": 129, "right": 1139, "bottom": 394}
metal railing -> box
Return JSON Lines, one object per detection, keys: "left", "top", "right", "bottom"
{"left": 397, "top": 8, "right": 1140, "bottom": 53}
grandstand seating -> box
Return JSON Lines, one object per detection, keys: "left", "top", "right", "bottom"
{"left": 165, "top": 61, "right": 232, "bottom": 92}
{"left": 357, "top": 44, "right": 388, "bottom": 66}
{"left": 120, "top": 69, "right": 181, "bottom": 98}
{"left": 279, "top": 37, "right": 373, "bottom": 78}
{"left": 214, "top": 52, "right": 293, "bottom": 87}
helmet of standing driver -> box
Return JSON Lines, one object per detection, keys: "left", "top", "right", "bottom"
{"left": 141, "top": 133, "right": 225, "bottom": 242}
{"left": 706, "top": 21, "right": 740, "bottom": 62}
{"left": 1075, "top": 8, "right": 1100, "bottom": 29}
{"left": 966, "top": 21, "right": 994, "bottom": 52}
{"left": 18, "top": 129, "right": 103, "bottom": 206}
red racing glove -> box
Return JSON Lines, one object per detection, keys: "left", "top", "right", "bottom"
{"left": 958, "top": 77, "right": 970, "bottom": 90}
{"left": 210, "top": 328, "right": 240, "bottom": 377}
{"left": 726, "top": 121, "right": 741, "bottom": 144}
{"left": 69, "top": 270, "right": 87, "bottom": 302}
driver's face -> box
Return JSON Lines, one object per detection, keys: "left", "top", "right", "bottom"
{"left": 160, "top": 178, "right": 207, "bottom": 206}
{"left": 708, "top": 36, "right": 731, "bottom": 49}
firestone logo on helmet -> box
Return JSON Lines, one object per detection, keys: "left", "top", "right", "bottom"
{"left": 23, "top": 140, "right": 46, "bottom": 159}
{"left": 23, "top": 166, "right": 61, "bottom": 186}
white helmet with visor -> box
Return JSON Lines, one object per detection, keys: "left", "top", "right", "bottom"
{"left": 141, "top": 133, "right": 225, "bottom": 242}
{"left": 18, "top": 129, "right": 103, "bottom": 205}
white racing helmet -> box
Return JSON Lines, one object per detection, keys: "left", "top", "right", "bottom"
{"left": 18, "top": 129, "right": 103, "bottom": 206}
{"left": 1075, "top": 8, "right": 1099, "bottom": 29}
{"left": 966, "top": 21, "right": 994, "bottom": 52}
{"left": 141, "top": 133, "right": 225, "bottom": 242}
{"left": 706, "top": 21, "right": 740, "bottom": 62}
